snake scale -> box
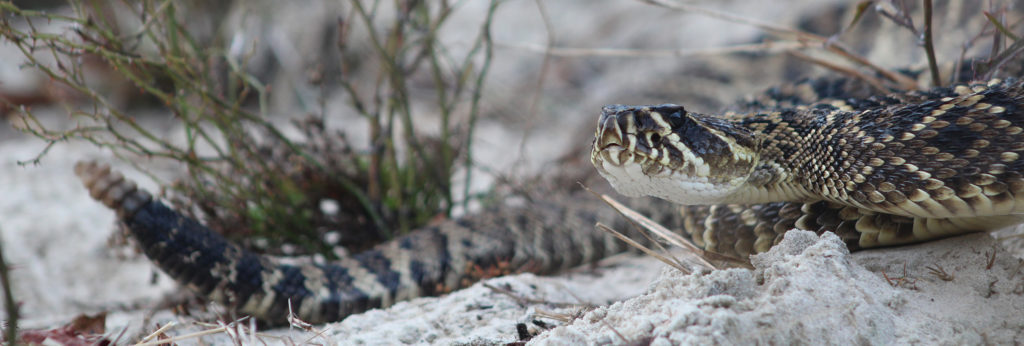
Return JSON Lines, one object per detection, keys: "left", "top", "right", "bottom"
{"left": 76, "top": 77, "right": 1024, "bottom": 325}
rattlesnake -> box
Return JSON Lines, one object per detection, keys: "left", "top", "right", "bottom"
{"left": 593, "top": 78, "right": 1024, "bottom": 258}
{"left": 76, "top": 77, "right": 1024, "bottom": 325}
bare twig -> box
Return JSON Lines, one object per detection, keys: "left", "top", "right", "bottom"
{"left": 514, "top": 0, "right": 556, "bottom": 173}
{"left": 986, "top": 247, "right": 998, "bottom": 270}
{"left": 787, "top": 50, "right": 891, "bottom": 93}
{"left": 595, "top": 223, "right": 690, "bottom": 274}
{"left": 922, "top": 0, "right": 942, "bottom": 86}
{"left": 881, "top": 263, "right": 918, "bottom": 290}
{"left": 133, "top": 323, "right": 234, "bottom": 346}
{"left": 984, "top": 36, "right": 1024, "bottom": 80}
{"left": 926, "top": 265, "right": 954, "bottom": 281}
{"left": 2, "top": 0, "right": 499, "bottom": 255}
{"left": 136, "top": 322, "right": 177, "bottom": 345}
{"left": 876, "top": 1, "right": 920, "bottom": 35}
{"left": 581, "top": 185, "right": 694, "bottom": 272}
{"left": 583, "top": 183, "right": 737, "bottom": 273}
{"left": 499, "top": 41, "right": 808, "bottom": 58}
{"left": 461, "top": 0, "right": 500, "bottom": 210}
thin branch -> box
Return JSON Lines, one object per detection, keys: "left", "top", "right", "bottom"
{"left": 922, "top": 0, "right": 941, "bottom": 86}
{"left": 499, "top": 40, "right": 807, "bottom": 58}
{"left": 787, "top": 50, "right": 891, "bottom": 93}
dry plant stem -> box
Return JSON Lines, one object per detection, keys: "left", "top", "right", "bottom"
{"left": 351, "top": 0, "right": 423, "bottom": 228}
{"left": 582, "top": 184, "right": 734, "bottom": 270}
{"left": 787, "top": 50, "right": 891, "bottom": 93}
{"left": 502, "top": 41, "right": 808, "bottom": 58}
{"left": 460, "top": 0, "right": 499, "bottom": 210}
{"left": 341, "top": 0, "right": 499, "bottom": 230}
{"left": 597, "top": 198, "right": 691, "bottom": 257}
{"left": 951, "top": 11, "right": 1024, "bottom": 83}
{"left": 922, "top": 0, "right": 942, "bottom": 87}
{"left": 581, "top": 185, "right": 693, "bottom": 271}
{"left": 600, "top": 319, "right": 632, "bottom": 345}
{"left": 136, "top": 322, "right": 177, "bottom": 344}
{"left": 424, "top": 1, "right": 491, "bottom": 215}
{"left": 6, "top": 0, "right": 507, "bottom": 245}
{"left": 514, "top": 0, "right": 556, "bottom": 167}
{"left": 132, "top": 318, "right": 289, "bottom": 346}
{"left": 0, "top": 231, "right": 17, "bottom": 346}
{"left": 985, "top": 35, "right": 1024, "bottom": 79}
{"left": 599, "top": 195, "right": 748, "bottom": 268}
{"left": 638, "top": 0, "right": 918, "bottom": 90}
{"left": 985, "top": 11, "right": 1022, "bottom": 41}
{"left": 4, "top": 5, "right": 226, "bottom": 164}
{"left": 595, "top": 223, "right": 691, "bottom": 274}
{"left": 2, "top": 0, "right": 394, "bottom": 249}
{"left": 133, "top": 325, "right": 234, "bottom": 346}
{"left": 533, "top": 309, "right": 580, "bottom": 324}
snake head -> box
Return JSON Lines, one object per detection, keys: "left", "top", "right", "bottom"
{"left": 591, "top": 104, "right": 761, "bottom": 204}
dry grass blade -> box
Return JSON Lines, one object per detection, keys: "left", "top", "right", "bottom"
{"left": 582, "top": 181, "right": 752, "bottom": 271}
{"left": 595, "top": 223, "right": 691, "bottom": 274}
{"left": 133, "top": 317, "right": 279, "bottom": 346}
{"left": 985, "top": 11, "right": 1021, "bottom": 41}
{"left": 598, "top": 197, "right": 699, "bottom": 257}
{"left": 534, "top": 309, "right": 583, "bottom": 324}
{"left": 845, "top": 1, "right": 877, "bottom": 33}
{"left": 135, "top": 322, "right": 177, "bottom": 344}
{"left": 580, "top": 185, "right": 690, "bottom": 273}
{"left": 133, "top": 324, "right": 231, "bottom": 346}
{"left": 598, "top": 195, "right": 751, "bottom": 269}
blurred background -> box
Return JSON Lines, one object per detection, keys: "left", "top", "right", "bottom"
{"left": 0, "top": 0, "right": 1020, "bottom": 339}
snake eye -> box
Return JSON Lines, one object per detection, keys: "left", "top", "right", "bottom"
{"left": 650, "top": 133, "right": 662, "bottom": 144}
{"left": 667, "top": 111, "right": 687, "bottom": 129}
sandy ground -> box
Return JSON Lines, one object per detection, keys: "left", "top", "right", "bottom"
{"left": 3, "top": 1, "right": 1024, "bottom": 345}
{"left": 535, "top": 231, "right": 1024, "bottom": 345}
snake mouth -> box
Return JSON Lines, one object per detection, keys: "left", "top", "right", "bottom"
{"left": 593, "top": 106, "right": 630, "bottom": 165}
{"left": 598, "top": 142, "right": 623, "bottom": 152}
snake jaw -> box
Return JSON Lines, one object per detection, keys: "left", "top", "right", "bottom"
{"left": 592, "top": 104, "right": 761, "bottom": 204}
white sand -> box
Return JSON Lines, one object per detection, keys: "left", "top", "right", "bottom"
{"left": 533, "top": 230, "right": 1024, "bottom": 345}
{"left": 0, "top": 140, "right": 174, "bottom": 330}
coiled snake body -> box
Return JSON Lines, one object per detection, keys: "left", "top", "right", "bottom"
{"left": 77, "top": 78, "right": 1024, "bottom": 325}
